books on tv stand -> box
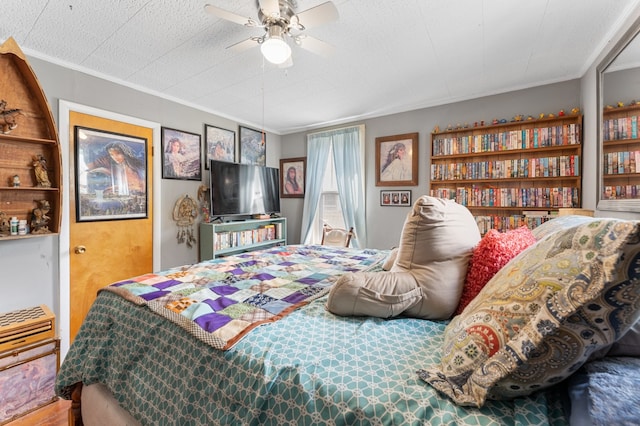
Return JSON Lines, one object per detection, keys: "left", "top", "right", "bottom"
{"left": 199, "top": 217, "right": 287, "bottom": 260}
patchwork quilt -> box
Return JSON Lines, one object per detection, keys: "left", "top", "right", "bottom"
{"left": 102, "top": 245, "right": 387, "bottom": 349}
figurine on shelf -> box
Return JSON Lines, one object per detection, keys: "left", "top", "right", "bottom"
{"left": 32, "top": 155, "right": 52, "bottom": 188}
{"left": 0, "top": 211, "right": 9, "bottom": 233}
{"left": 432, "top": 125, "right": 440, "bottom": 133}
{"left": 558, "top": 109, "right": 565, "bottom": 117}
{"left": 618, "top": 101, "right": 625, "bottom": 108}
{"left": 0, "top": 99, "right": 22, "bottom": 134}
{"left": 539, "top": 113, "right": 546, "bottom": 119}
{"left": 571, "top": 107, "right": 581, "bottom": 115}
{"left": 30, "top": 200, "right": 51, "bottom": 234}
{"left": 12, "top": 174, "right": 20, "bottom": 187}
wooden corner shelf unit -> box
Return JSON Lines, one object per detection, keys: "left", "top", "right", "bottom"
{"left": 0, "top": 37, "right": 61, "bottom": 240}
{"left": 430, "top": 114, "right": 583, "bottom": 233}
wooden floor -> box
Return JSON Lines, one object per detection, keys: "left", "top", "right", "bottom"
{"left": 5, "top": 398, "right": 70, "bottom": 426}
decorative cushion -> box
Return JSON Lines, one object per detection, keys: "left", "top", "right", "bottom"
{"left": 454, "top": 226, "right": 537, "bottom": 315}
{"left": 326, "top": 195, "right": 481, "bottom": 319}
{"left": 418, "top": 217, "right": 640, "bottom": 407}
{"left": 530, "top": 214, "right": 596, "bottom": 240}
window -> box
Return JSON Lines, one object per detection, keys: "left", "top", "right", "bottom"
{"left": 301, "top": 125, "right": 366, "bottom": 247}
{"left": 310, "top": 146, "right": 345, "bottom": 243}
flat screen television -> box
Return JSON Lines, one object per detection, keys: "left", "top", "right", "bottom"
{"left": 209, "top": 160, "right": 280, "bottom": 219}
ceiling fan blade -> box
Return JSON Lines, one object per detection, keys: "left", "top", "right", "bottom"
{"left": 227, "top": 38, "right": 259, "bottom": 53}
{"left": 259, "top": 0, "right": 280, "bottom": 19}
{"left": 295, "top": 35, "right": 335, "bottom": 57}
{"left": 295, "top": 1, "right": 338, "bottom": 30}
{"left": 204, "top": 4, "right": 260, "bottom": 27}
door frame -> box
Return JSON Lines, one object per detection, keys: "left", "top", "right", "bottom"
{"left": 58, "top": 100, "right": 162, "bottom": 360}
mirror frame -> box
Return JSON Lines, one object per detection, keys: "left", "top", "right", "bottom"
{"left": 597, "top": 15, "right": 640, "bottom": 211}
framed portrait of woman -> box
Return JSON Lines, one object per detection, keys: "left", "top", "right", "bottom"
{"left": 204, "top": 124, "right": 235, "bottom": 168}
{"left": 375, "top": 132, "right": 419, "bottom": 186}
{"left": 74, "top": 126, "right": 148, "bottom": 221}
{"left": 280, "top": 157, "right": 306, "bottom": 198}
{"left": 161, "top": 127, "right": 202, "bottom": 181}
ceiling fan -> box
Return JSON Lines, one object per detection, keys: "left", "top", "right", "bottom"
{"left": 204, "top": 0, "right": 338, "bottom": 65}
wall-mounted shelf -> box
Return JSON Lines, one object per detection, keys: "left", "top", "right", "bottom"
{"left": 0, "top": 37, "right": 61, "bottom": 239}
{"left": 430, "top": 115, "right": 583, "bottom": 233}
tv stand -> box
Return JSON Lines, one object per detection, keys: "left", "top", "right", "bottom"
{"left": 199, "top": 217, "right": 287, "bottom": 260}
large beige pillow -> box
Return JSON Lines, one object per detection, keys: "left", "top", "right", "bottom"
{"left": 418, "top": 217, "right": 640, "bottom": 407}
{"left": 326, "top": 196, "right": 480, "bottom": 319}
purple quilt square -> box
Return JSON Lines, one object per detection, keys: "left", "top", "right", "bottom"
{"left": 252, "top": 273, "right": 276, "bottom": 281}
{"left": 194, "top": 312, "right": 232, "bottom": 333}
{"left": 153, "top": 279, "right": 182, "bottom": 290}
{"left": 140, "top": 290, "right": 169, "bottom": 301}
{"left": 210, "top": 285, "right": 239, "bottom": 296}
{"left": 281, "top": 291, "right": 308, "bottom": 304}
{"left": 204, "top": 296, "right": 236, "bottom": 312}
{"left": 297, "top": 273, "right": 329, "bottom": 285}
{"left": 279, "top": 261, "right": 296, "bottom": 266}
{"left": 228, "top": 268, "right": 245, "bottom": 275}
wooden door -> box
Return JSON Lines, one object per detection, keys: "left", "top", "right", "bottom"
{"left": 68, "top": 111, "right": 154, "bottom": 342}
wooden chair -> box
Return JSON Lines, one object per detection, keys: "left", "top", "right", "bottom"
{"left": 321, "top": 225, "right": 354, "bottom": 247}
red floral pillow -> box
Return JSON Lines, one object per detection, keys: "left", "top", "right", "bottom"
{"left": 454, "top": 226, "right": 537, "bottom": 315}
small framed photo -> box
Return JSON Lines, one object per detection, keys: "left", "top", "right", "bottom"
{"left": 74, "top": 126, "right": 148, "bottom": 222}
{"left": 161, "top": 127, "right": 202, "bottom": 181}
{"left": 280, "top": 157, "right": 306, "bottom": 198}
{"left": 239, "top": 125, "right": 266, "bottom": 165}
{"left": 380, "top": 190, "right": 411, "bottom": 206}
{"left": 375, "top": 132, "right": 419, "bottom": 186}
{"left": 204, "top": 124, "right": 235, "bottom": 168}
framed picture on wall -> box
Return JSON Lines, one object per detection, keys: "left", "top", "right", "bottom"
{"left": 375, "top": 132, "right": 419, "bottom": 186}
{"left": 74, "top": 126, "right": 148, "bottom": 221}
{"left": 161, "top": 127, "right": 202, "bottom": 181}
{"left": 239, "top": 125, "right": 266, "bottom": 166}
{"left": 280, "top": 157, "right": 306, "bottom": 198}
{"left": 204, "top": 124, "right": 235, "bottom": 168}
{"left": 380, "top": 190, "right": 411, "bottom": 206}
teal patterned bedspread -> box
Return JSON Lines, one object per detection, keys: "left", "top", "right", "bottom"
{"left": 55, "top": 246, "right": 569, "bottom": 425}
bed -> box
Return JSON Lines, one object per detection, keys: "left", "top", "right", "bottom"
{"left": 55, "top": 244, "right": 569, "bottom": 425}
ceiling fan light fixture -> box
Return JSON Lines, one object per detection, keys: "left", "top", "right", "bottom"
{"left": 261, "top": 26, "right": 291, "bottom": 64}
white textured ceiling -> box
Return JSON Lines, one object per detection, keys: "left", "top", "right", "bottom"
{"left": 1, "top": 0, "right": 639, "bottom": 134}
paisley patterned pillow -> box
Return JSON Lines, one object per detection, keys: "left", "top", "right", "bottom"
{"left": 418, "top": 217, "right": 640, "bottom": 407}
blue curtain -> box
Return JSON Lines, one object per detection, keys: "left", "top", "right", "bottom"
{"left": 299, "top": 133, "right": 330, "bottom": 244}
{"left": 301, "top": 126, "right": 366, "bottom": 248}
{"left": 331, "top": 127, "right": 366, "bottom": 248}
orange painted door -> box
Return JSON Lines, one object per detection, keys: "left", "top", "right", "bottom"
{"left": 68, "top": 111, "right": 153, "bottom": 342}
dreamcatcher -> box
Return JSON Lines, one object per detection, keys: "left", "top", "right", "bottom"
{"left": 173, "top": 194, "right": 198, "bottom": 248}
